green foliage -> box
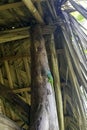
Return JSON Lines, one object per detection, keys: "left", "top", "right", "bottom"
{"left": 71, "top": 11, "right": 85, "bottom": 22}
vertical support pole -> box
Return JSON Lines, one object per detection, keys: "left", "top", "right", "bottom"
{"left": 49, "top": 34, "right": 64, "bottom": 130}
{"left": 30, "top": 25, "right": 59, "bottom": 130}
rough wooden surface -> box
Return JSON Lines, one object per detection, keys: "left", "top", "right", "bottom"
{"left": 30, "top": 25, "right": 59, "bottom": 130}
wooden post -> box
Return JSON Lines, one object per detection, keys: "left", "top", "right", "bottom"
{"left": 30, "top": 25, "right": 59, "bottom": 130}
{"left": 49, "top": 34, "right": 64, "bottom": 130}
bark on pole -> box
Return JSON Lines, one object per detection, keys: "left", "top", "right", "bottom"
{"left": 30, "top": 25, "right": 59, "bottom": 130}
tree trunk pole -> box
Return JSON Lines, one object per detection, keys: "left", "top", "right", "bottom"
{"left": 49, "top": 34, "right": 64, "bottom": 130}
{"left": 30, "top": 25, "right": 59, "bottom": 130}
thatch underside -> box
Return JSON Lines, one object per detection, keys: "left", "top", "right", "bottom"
{"left": 0, "top": 0, "right": 87, "bottom": 130}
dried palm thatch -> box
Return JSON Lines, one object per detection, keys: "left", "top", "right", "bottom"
{"left": 60, "top": 2, "right": 87, "bottom": 130}
{"left": 0, "top": 0, "right": 87, "bottom": 130}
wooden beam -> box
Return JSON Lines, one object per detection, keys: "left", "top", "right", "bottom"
{"left": 49, "top": 34, "right": 64, "bottom": 130}
{"left": 0, "top": 2, "right": 24, "bottom": 11}
{"left": 0, "top": 27, "right": 30, "bottom": 44}
{"left": 22, "top": 0, "right": 44, "bottom": 24}
{"left": 4, "top": 61, "right": 13, "bottom": 89}
{"left": 0, "top": 25, "right": 56, "bottom": 44}
{"left": 23, "top": 57, "right": 31, "bottom": 84}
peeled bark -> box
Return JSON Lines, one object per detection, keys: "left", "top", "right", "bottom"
{"left": 30, "top": 25, "right": 59, "bottom": 130}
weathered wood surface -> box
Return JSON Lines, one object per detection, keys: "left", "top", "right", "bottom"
{"left": 30, "top": 25, "right": 59, "bottom": 130}
{"left": 0, "top": 83, "right": 30, "bottom": 125}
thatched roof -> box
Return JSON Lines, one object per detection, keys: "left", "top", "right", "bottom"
{"left": 0, "top": 0, "right": 87, "bottom": 130}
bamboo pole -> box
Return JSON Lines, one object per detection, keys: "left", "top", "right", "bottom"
{"left": 22, "top": 0, "right": 44, "bottom": 24}
{"left": 23, "top": 57, "right": 31, "bottom": 85}
{"left": 1, "top": 46, "right": 13, "bottom": 89}
{"left": 0, "top": 27, "right": 30, "bottom": 44}
{"left": 4, "top": 61, "right": 13, "bottom": 89}
{"left": 23, "top": 57, "right": 31, "bottom": 105}
{"left": 36, "top": 0, "right": 43, "bottom": 17}
{"left": 46, "top": 0, "right": 55, "bottom": 20}
{"left": 0, "top": 2, "right": 23, "bottom": 11}
{"left": 49, "top": 34, "right": 64, "bottom": 130}
{"left": 30, "top": 25, "right": 59, "bottom": 130}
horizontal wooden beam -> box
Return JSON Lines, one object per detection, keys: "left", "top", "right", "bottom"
{"left": 0, "top": 2, "right": 24, "bottom": 11}
{"left": 0, "top": 25, "right": 56, "bottom": 44}
{"left": 0, "top": 27, "right": 30, "bottom": 44}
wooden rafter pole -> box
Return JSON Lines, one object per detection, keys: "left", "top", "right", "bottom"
{"left": 49, "top": 34, "right": 64, "bottom": 130}
{"left": 1, "top": 46, "right": 13, "bottom": 89}
{"left": 4, "top": 61, "right": 13, "bottom": 89}
{"left": 35, "top": 0, "right": 43, "bottom": 17}
{"left": 23, "top": 57, "right": 31, "bottom": 104}
{"left": 0, "top": 2, "right": 23, "bottom": 11}
{"left": 30, "top": 25, "right": 59, "bottom": 130}
{"left": 0, "top": 25, "right": 56, "bottom": 44}
{"left": 22, "top": 0, "right": 44, "bottom": 24}
{"left": 0, "top": 27, "right": 30, "bottom": 44}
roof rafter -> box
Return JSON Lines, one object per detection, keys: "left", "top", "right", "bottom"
{"left": 0, "top": 27, "right": 30, "bottom": 44}
{"left": 0, "top": 25, "right": 56, "bottom": 44}
{"left": 0, "top": 2, "right": 24, "bottom": 11}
